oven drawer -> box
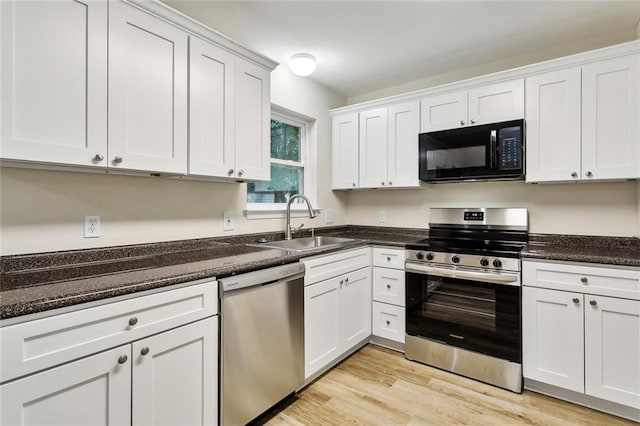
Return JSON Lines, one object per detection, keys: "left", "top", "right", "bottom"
{"left": 372, "top": 247, "right": 404, "bottom": 270}
{"left": 372, "top": 302, "right": 405, "bottom": 343}
{"left": 372, "top": 267, "right": 405, "bottom": 306}
{"left": 523, "top": 260, "right": 640, "bottom": 300}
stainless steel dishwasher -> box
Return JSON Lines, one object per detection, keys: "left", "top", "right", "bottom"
{"left": 219, "top": 262, "right": 305, "bottom": 425}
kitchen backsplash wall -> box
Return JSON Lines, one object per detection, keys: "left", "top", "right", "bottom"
{"left": 345, "top": 181, "right": 639, "bottom": 237}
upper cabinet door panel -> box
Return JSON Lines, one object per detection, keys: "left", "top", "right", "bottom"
{"left": 388, "top": 101, "right": 420, "bottom": 187}
{"left": 0, "top": 0, "right": 107, "bottom": 166}
{"left": 359, "top": 108, "right": 388, "bottom": 188}
{"left": 234, "top": 58, "right": 270, "bottom": 181}
{"left": 332, "top": 113, "right": 359, "bottom": 189}
{"left": 108, "top": 1, "right": 188, "bottom": 174}
{"left": 468, "top": 79, "right": 524, "bottom": 125}
{"left": 525, "top": 68, "right": 582, "bottom": 182}
{"left": 189, "top": 37, "right": 235, "bottom": 178}
{"left": 420, "top": 91, "right": 467, "bottom": 132}
{"left": 582, "top": 55, "right": 640, "bottom": 180}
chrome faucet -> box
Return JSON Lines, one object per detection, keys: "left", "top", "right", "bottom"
{"left": 285, "top": 194, "right": 316, "bottom": 240}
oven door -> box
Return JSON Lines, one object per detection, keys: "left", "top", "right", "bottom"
{"left": 405, "top": 263, "right": 521, "bottom": 363}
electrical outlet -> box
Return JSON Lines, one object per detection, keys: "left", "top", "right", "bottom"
{"left": 223, "top": 211, "right": 235, "bottom": 231}
{"left": 378, "top": 210, "right": 386, "bottom": 223}
{"left": 84, "top": 215, "right": 101, "bottom": 238}
{"left": 325, "top": 209, "right": 334, "bottom": 224}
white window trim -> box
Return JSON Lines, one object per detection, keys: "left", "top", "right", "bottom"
{"left": 246, "top": 105, "right": 318, "bottom": 219}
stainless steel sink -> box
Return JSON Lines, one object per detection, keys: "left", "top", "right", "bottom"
{"left": 252, "top": 236, "right": 355, "bottom": 252}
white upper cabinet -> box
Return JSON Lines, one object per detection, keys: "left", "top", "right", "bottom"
{"left": 359, "top": 108, "right": 388, "bottom": 188}
{"left": 189, "top": 37, "right": 236, "bottom": 178}
{"left": 420, "top": 79, "right": 524, "bottom": 132}
{"left": 526, "top": 54, "right": 640, "bottom": 182}
{"left": 387, "top": 102, "right": 420, "bottom": 187}
{"left": 234, "top": 58, "right": 271, "bottom": 181}
{"left": 582, "top": 55, "right": 640, "bottom": 181}
{"left": 0, "top": 0, "right": 108, "bottom": 167}
{"left": 332, "top": 113, "right": 360, "bottom": 189}
{"left": 108, "top": 0, "right": 188, "bottom": 174}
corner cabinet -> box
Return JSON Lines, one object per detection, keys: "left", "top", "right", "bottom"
{"left": 0, "top": 282, "right": 219, "bottom": 426}
{"left": 526, "top": 54, "right": 640, "bottom": 183}
{"left": 522, "top": 260, "right": 640, "bottom": 417}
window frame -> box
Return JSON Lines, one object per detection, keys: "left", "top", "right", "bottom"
{"left": 246, "top": 106, "right": 317, "bottom": 218}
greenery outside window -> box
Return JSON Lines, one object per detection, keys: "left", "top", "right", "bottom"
{"left": 247, "top": 111, "right": 313, "bottom": 214}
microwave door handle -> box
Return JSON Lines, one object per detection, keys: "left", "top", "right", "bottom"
{"left": 490, "top": 130, "right": 497, "bottom": 170}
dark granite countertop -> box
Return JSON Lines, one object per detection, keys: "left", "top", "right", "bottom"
{"left": 522, "top": 234, "right": 640, "bottom": 267}
{"left": 0, "top": 226, "right": 426, "bottom": 321}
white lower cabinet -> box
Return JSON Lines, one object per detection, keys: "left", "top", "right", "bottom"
{"left": 303, "top": 248, "right": 372, "bottom": 379}
{"left": 0, "top": 282, "right": 219, "bottom": 426}
{"left": 372, "top": 302, "right": 405, "bottom": 343}
{"left": 371, "top": 247, "right": 406, "bottom": 344}
{"left": 523, "top": 260, "right": 640, "bottom": 411}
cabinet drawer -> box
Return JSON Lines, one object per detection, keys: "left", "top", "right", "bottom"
{"left": 372, "top": 247, "right": 405, "bottom": 269}
{"left": 372, "top": 267, "right": 405, "bottom": 306}
{"left": 372, "top": 302, "right": 405, "bottom": 343}
{"left": 0, "top": 281, "right": 217, "bottom": 383}
{"left": 523, "top": 260, "right": 640, "bottom": 300}
{"left": 303, "top": 247, "right": 371, "bottom": 286}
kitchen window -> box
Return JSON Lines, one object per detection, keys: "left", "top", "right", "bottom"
{"left": 246, "top": 108, "right": 316, "bottom": 217}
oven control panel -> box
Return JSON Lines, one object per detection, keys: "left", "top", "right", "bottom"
{"left": 406, "top": 250, "right": 520, "bottom": 272}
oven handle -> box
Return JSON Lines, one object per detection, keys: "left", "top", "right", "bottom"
{"left": 405, "top": 262, "right": 520, "bottom": 286}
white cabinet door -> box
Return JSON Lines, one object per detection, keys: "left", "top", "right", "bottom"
{"left": 388, "top": 101, "right": 420, "bottom": 188}
{"left": 525, "top": 68, "right": 582, "bottom": 183}
{"left": 340, "top": 267, "right": 372, "bottom": 351}
{"left": 372, "top": 267, "right": 405, "bottom": 306}
{"left": 108, "top": 0, "right": 188, "bottom": 174}
{"left": 372, "top": 301, "right": 405, "bottom": 343}
{"left": 0, "top": 345, "right": 131, "bottom": 426}
{"left": 582, "top": 55, "right": 640, "bottom": 180}
{"left": 522, "top": 287, "right": 585, "bottom": 393}
{"left": 420, "top": 91, "right": 467, "bottom": 132}
{"left": 305, "top": 278, "right": 341, "bottom": 378}
{"left": 235, "top": 57, "right": 271, "bottom": 181}
{"left": 359, "top": 108, "right": 388, "bottom": 188}
{"left": 189, "top": 37, "right": 236, "bottom": 178}
{"left": 0, "top": 0, "right": 108, "bottom": 167}
{"left": 468, "top": 79, "right": 524, "bottom": 125}
{"left": 585, "top": 295, "right": 640, "bottom": 408}
{"left": 332, "top": 113, "right": 359, "bottom": 189}
{"left": 132, "top": 317, "right": 218, "bottom": 426}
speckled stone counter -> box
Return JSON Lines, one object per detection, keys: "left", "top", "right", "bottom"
{"left": 0, "top": 226, "right": 426, "bottom": 320}
{"left": 522, "top": 234, "right": 640, "bottom": 267}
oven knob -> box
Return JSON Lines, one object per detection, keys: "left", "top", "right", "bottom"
{"left": 416, "top": 252, "right": 424, "bottom": 260}
{"left": 493, "top": 259, "right": 502, "bottom": 268}
{"left": 426, "top": 253, "right": 435, "bottom": 261}
{"left": 480, "top": 258, "right": 489, "bottom": 267}
{"left": 451, "top": 255, "right": 460, "bottom": 264}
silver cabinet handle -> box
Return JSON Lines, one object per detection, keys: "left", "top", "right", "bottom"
{"left": 589, "top": 300, "right": 597, "bottom": 306}
{"left": 571, "top": 172, "right": 578, "bottom": 178}
{"left": 140, "top": 347, "right": 150, "bottom": 356}
{"left": 227, "top": 169, "right": 234, "bottom": 176}
{"left": 386, "top": 320, "right": 391, "bottom": 326}
{"left": 388, "top": 181, "right": 392, "bottom": 185}
{"left": 352, "top": 182, "right": 356, "bottom": 187}
{"left": 387, "top": 256, "right": 391, "bottom": 262}
{"left": 238, "top": 169, "right": 244, "bottom": 177}
{"left": 386, "top": 284, "right": 391, "bottom": 289}
{"left": 345, "top": 277, "right": 349, "bottom": 283}
{"left": 94, "top": 154, "right": 104, "bottom": 162}
{"left": 381, "top": 182, "right": 385, "bottom": 186}
{"left": 339, "top": 279, "right": 344, "bottom": 286}
{"left": 460, "top": 120, "right": 465, "bottom": 125}
{"left": 470, "top": 119, "right": 476, "bottom": 124}
{"left": 572, "top": 298, "right": 580, "bottom": 304}
{"left": 580, "top": 277, "right": 588, "bottom": 284}
{"left": 128, "top": 317, "right": 138, "bottom": 326}
{"left": 118, "top": 355, "right": 128, "bottom": 364}
{"left": 586, "top": 171, "right": 593, "bottom": 177}
{"left": 113, "top": 156, "right": 123, "bottom": 164}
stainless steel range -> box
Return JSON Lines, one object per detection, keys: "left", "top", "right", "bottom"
{"left": 404, "top": 207, "right": 528, "bottom": 393}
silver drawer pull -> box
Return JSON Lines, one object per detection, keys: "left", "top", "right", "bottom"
{"left": 386, "top": 284, "right": 391, "bottom": 289}
{"left": 118, "top": 355, "right": 128, "bottom": 364}
{"left": 589, "top": 300, "right": 597, "bottom": 306}
{"left": 386, "top": 320, "right": 391, "bottom": 326}
{"left": 128, "top": 317, "right": 138, "bottom": 326}
{"left": 580, "top": 277, "right": 588, "bottom": 284}
{"left": 572, "top": 298, "right": 580, "bottom": 304}
{"left": 140, "top": 347, "right": 150, "bottom": 356}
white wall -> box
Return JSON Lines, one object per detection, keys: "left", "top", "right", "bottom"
{"left": 0, "top": 65, "right": 346, "bottom": 255}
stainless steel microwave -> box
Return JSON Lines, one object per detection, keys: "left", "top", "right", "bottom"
{"left": 419, "top": 119, "right": 524, "bottom": 182}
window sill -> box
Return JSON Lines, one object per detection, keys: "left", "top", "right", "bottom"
{"left": 245, "top": 208, "right": 322, "bottom": 220}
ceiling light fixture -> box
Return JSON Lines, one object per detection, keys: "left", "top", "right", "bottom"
{"left": 289, "top": 53, "right": 317, "bottom": 77}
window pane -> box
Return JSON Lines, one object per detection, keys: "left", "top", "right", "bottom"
{"left": 270, "top": 119, "right": 300, "bottom": 162}
{"left": 247, "top": 164, "right": 304, "bottom": 203}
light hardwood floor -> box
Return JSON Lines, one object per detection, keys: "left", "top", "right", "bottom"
{"left": 261, "top": 344, "right": 636, "bottom": 426}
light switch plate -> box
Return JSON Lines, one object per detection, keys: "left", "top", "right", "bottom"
{"left": 378, "top": 211, "right": 386, "bottom": 223}
{"left": 223, "top": 211, "right": 235, "bottom": 231}
{"left": 325, "top": 209, "right": 334, "bottom": 224}
{"left": 84, "top": 215, "right": 101, "bottom": 238}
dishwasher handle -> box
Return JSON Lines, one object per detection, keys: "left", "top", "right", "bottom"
{"left": 219, "top": 262, "right": 306, "bottom": 293}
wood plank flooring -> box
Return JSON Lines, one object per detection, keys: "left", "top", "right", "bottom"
{"left": 260, "top": 344, "right": 636, "bottom": 426}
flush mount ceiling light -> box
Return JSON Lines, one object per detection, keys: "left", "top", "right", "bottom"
{"left": 289, "top": 53, "right": 317, "bottom": 77}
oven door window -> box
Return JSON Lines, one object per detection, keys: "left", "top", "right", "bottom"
{"left": 406, "top": 272, "right": 521, "bottom": 362}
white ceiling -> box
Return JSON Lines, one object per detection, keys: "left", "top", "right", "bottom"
{"left": 164, "top": 1, "right": 640, "bottom": 98}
